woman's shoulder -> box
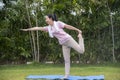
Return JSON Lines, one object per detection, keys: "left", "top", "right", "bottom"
{"left": 57, "top": 20, "right": 63, "bottom": 23}
{"left": 57, "top": 21, "right": 65, "bottom": 24}
{"left": 56, "top": 21, "right": 66, "bottom": 28}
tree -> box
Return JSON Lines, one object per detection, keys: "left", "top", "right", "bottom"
{"left": 0, "top": 0, "right": 120, "bottom": 64}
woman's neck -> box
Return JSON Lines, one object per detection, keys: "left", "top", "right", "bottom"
{"left": 50, "top": 21, "right": 54, "bottom": 26}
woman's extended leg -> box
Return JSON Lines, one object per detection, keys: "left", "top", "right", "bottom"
{"left": 62, "top": 45, "right": 71, "bottom": 78}
{"left": 63, "top": 34, "right": 85, "bottom": 54}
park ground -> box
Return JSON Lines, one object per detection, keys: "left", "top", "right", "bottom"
{"left": 0, "top": 62, "right": 120, "bottom": 80}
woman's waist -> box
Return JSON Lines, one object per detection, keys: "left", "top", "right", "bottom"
{"left": 58, "top": 35, "right": 72, "bottom": 45}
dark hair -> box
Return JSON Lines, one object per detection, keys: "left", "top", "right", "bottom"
{"left": 47, "top": 14, "right": 58, "bottom": 21}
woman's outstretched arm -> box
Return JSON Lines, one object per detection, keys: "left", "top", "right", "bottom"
{"left": 20, "top": 27, "right": 46, "bottom": 31}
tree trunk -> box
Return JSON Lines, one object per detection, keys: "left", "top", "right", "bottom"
{"left": 110, "top": 14, "right": 117, "bottom": 62}
{"left": 107, "top": 1, "right": 117, "bottom": 63}
{"left": 35, "top": 6, "right": 40, "bottom": 62}
{"left": 25, "top": 0, "right": 37, "bottom": 62}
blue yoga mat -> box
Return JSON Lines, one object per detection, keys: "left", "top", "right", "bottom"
{"left": 26, "top": 75, "right": 104, "bottom": 80}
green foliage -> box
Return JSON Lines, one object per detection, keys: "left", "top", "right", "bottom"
{"left": 0, "top": 0, "right": 120, "bottom": 64}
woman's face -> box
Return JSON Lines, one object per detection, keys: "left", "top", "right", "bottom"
{"left": 45, "top": 16, "right": 53, "bottom": 25}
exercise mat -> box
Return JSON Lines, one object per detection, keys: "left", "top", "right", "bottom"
{"left": 26, "top": 75, "right": 104, "bottom": 80}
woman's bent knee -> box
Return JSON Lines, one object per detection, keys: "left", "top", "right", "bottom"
{"left": 78, "top": 48, "right": 85, "bottom": 54}
{"left": 81, "top": 49, "right": 85, "bottom": 54}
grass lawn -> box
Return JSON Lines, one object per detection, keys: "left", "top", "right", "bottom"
{"left": 0, "top": 63, "right": 120, "bottom": 80}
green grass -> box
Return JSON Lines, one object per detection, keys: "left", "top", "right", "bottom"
{"left": 0, "top": 63, "right": 120, "bottom": 80}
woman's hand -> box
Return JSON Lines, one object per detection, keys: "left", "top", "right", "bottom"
{"left": 77, "top": 29, "right": 82, "bottom": 34}
{"left": 20, "top": 29, "right": 29, "bottom": 31}
{"left": 77, "top": 30, "right": 82, "bottom": 38}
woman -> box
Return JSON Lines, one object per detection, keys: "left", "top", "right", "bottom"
{"left": 21, "top": 14, "right": 85, "bottom": 79}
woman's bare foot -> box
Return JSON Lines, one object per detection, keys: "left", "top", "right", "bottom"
{"left": 61, "top": 74, "right": 69, "bottom": 79}
{"left": 78, "top": 33, "right": 82, "bottom": 38}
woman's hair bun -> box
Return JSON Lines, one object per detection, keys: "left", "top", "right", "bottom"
{"left": 47, "top": 14, "right": 58, "bottom": 21}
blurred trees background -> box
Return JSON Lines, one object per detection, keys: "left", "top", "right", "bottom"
{"left": 0, "top": 0, "right": 120, "bottom": 64}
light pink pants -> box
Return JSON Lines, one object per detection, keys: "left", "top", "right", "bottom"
{"left": 62, "top": 34, "right": 85, "bottom": 75}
